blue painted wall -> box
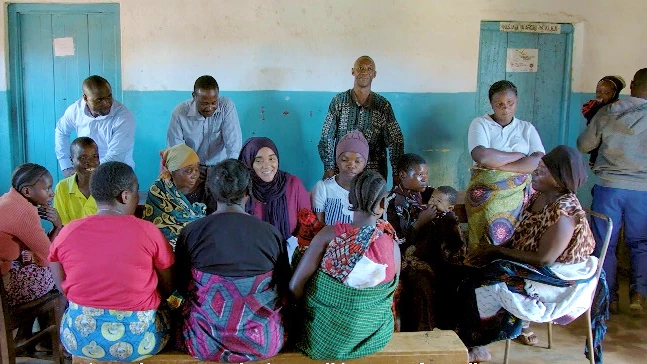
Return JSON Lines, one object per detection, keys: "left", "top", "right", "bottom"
{"left": 0, "top": 90, "right": 599, "bottom": 207}
{"left": 0, "top": 91, "right": 12, "bottom": 193}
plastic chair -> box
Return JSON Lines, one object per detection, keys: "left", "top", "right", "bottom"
{"left": 503, "top": 209, "right": 613, "bottom": 364}
{"left": 0, "top": 276, "right": 65, "bottom": 364}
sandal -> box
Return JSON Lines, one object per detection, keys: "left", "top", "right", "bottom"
{"left": 515, "top": 330, "right": 539, "bottom": 346}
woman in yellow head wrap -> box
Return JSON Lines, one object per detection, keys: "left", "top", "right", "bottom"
{"left": 143, "top": 144, "right": 206, "bottom": 250}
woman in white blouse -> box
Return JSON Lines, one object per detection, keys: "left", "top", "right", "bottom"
{"left": 465, "top": 80, "right": 545, "bottom": 247}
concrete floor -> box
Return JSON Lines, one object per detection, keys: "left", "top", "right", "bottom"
{"left": 14, "top": 281, "right": 647, "bottom": 364}
{"left": 486, "top": 279, "right": 647, "bottom": 363}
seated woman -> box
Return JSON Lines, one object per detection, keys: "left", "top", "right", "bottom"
{"left": 143, "top": 143, "right": 206, "bottom": 250}
{"left": 290, "top": 170, "right": 401, "bottom": 360}
{"left": 0, "top": 163, "right": 61, "bottom": 342}
{"left": 456, "top": 146, "right": 605, "bottom": 363}
{"left": 49, "top": 162, "right": 174, "bottom": 362}
{"left": 238, "top": 137, "right": 311, "bottom": 243}
{"left": 175, "top": 159, "right": 290, "bottom": 362}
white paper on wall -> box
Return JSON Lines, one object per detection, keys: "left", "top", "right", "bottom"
{"left": 506, "top": 48, "right": 538, "bottom": 73}
{"left": 53, "top": 37, "right": 75, "bottom": 57}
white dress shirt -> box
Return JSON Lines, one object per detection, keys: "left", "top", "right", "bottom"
{"left": 55, "top": 98, "right": 136, "bottom": 170}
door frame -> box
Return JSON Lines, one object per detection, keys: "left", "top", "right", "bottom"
{"left": 475, "top": 21, "right": 574, "bottom": 146}
{"left": 7, "top": 3, "right": 121, "bottom": 168}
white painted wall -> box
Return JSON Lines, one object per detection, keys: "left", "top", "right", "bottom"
{"left": 1, "top": 0, "right": 645, "bottom": 92}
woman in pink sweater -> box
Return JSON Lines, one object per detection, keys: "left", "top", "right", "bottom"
{"left": 0, "top": 163, "right": 62, "bottom": 342}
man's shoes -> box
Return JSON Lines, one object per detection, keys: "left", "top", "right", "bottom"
{"left": 609, "top": 300, "right": 619, "bottom": 314}
{"left": 630, "top": 293, "right": 644, "bottom": 316}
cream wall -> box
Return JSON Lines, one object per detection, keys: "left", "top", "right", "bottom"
{"left": 1, "top": 0, "right": 646, "bottom": 93}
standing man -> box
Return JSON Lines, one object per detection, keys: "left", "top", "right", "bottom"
{"left": 577, "top": 68, "right": 647, "bottom": 315}
{"left": 55, "top": 75, "right": 135, "bottom": 177}
{"left": 318, "top": 55, "right": 404, "bottom": 181}
{"left": 167, "top": 75, "right": 242, "bottom": 211}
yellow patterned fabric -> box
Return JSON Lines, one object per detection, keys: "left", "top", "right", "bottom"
{"left": 465, "top": 167, "right": 531, "bottom": 246}
{"left": 143, "top": 178, "right": 206, "bottom": 250}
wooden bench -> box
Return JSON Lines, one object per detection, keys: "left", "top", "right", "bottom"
{"left": 72, "top": 330, "right": 467, "bottom": 363}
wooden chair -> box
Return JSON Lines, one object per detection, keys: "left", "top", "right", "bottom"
{"left": 503, "top": 209, "right": 613, "bottom": 364}
{"left": 0, "top": 277, "right": 65, "bottom": 364}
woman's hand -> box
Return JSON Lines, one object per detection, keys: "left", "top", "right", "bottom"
{"left": 465, "top": 245, "right": 499, "bottom": 267}
{"left": 39, "top": 206, "right": 62, "bottom": 229}
{"left": 412, "top": 205, "right": 437, "bottom": 230}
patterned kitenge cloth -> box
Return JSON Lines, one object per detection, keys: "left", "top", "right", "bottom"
{"left": 455, "top": 259, "right": 608, "bottom": 364}
{"left": 297, "top": 270, "right": 398, "bottom": 360}
{"left": 466, "top": 167, "right": 531, "bottom": 246}
{"left": 178, "top": 269, "right": 285, "bottom": 362}
{"left": 60, "top": 301, "right": 170, "bottom": 362}
{"left": 143, "top": 178, "right": 206, "bottom": 250}
{"left": 319, "top": 220, "right": 396, "bottom": 284}
{"left": 4, "top": 260, "right": 55, "bottom": 306}
{"left": 318, "top": 90, "right": 404, "bottom": 179}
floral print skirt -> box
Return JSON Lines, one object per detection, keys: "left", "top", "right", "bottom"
{"left": 60, "top": 301, "right": 170, "bottom": 362}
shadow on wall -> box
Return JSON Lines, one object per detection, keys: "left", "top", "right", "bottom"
{"left": 387, "top": 92, "right": 476, "bottom": 190}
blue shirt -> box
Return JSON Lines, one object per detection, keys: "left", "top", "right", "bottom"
{"left": 166, "top": 97, "right": 242, "bottom": 166}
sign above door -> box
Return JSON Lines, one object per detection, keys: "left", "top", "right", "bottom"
{"left": 500, "top": 22, "right": 561, "bottom": 34}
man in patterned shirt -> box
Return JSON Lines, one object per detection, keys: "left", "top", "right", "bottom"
{"left": 318, "top": 56, "right": 404, "bottom": 180}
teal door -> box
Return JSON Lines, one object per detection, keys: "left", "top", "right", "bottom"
{"left": 8, "top": 4, "right": 121, "bottom": 182}
{"left": 476, "top": 22, "right": 573, "bottom": 151}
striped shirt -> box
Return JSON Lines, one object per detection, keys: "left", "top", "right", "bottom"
{"left": 318, "top": 90, "right": 404, "bottom": 179}
{"left": 312, "top": 176, "right": 353, "bottom": 225}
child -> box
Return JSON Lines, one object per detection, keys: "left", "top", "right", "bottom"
{"left": 290, "top": 171, "right": 400, "bottom": 360}
{"left": 311, "top": 130, "right": 369, "bottom": 225}
{"left": 581, "top": 75, "right": 625, "bottom": 166}
{"left": 426, "top": 186, "right": 467, "bottom": 265}
{"left": 397, "top": 183, "right": 467, "bottom": 332}
{"left": 53, "top": 137, "right": 99, "bottom": 224}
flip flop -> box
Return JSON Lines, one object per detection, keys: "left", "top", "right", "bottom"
{"left": 515, "top": 330, "right": 539, "bottom": 346}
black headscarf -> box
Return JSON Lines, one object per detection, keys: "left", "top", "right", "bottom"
{"left": 541, "top": 145, "right": 588, "bottom": 193}
{"left": 238, "top": 137, "right": 291, "bottom": 240}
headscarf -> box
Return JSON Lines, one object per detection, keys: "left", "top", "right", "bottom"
{"left": 159, "top": 144, "right": 199, "bottom": 180}
{"left": 238, "top": 137, "right": 291, "bottom": 240}
{"left": 541, "top": 145, "right": 588, "bottom": 193}
{"left": 336, "top": 130, "right": 370, "bottom": 160}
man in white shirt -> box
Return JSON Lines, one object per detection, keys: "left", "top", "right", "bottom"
{"left": 166, "top": 75, "right": 242, "bottom": 212}
{"left": 55, "top": 75, "right": 136, "bottom": 177}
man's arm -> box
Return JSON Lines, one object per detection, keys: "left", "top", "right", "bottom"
{"left": 383, "top": 102, "right": 405, "bottom": 174}
{"left": 221, "top": 99, "right": 243, "bottom": 159}
{"left": 577, "top": 113, "right": 602, "bottom": 153}
{"left": 166, "top": 106, "right": 185, "bottom": 148}
{"left": 318, "top": 100, "right": 339, "bottom": 179}
{"left": 54, "top": 107, "right": 77, "bottom": 171}
{"left": 101, "top": 110, "right": 136, "bottom": 165}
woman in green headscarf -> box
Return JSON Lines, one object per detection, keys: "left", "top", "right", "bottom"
{"left": 143, "top": 144, "right": 206, "bottom": 250}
